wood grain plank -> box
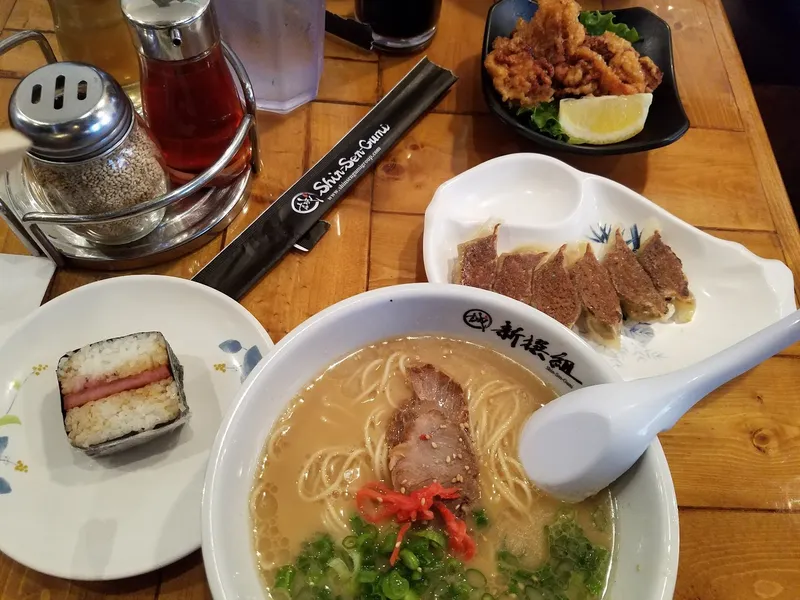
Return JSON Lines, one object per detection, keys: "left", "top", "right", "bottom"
{"left": 368, "top": 212, "right": 425, "bottom": 289}
{"left": 224, "top": 108, "right": 309, "bottom": 242}
{"left": 45, "top": 237, "right": 224, "bottom": 301}
{"left": 0, "top": 0, "right": 17, "bottom": 32}
{"left": 0, "top": 553, "right": 158, "bottom": 600}
{"left": 372, "top": 113, "right": 774, "bottom": 231}
{"left": 676, "top": 509, "right": 800, "bottom": 600}
{"left": 661, "top": 356, "right": 800, "bottom": 510}
{"left": 378, "top": 0, "right": 490, "bottom": 114}
{"left": 5, "top": 0, "right": 51, "bottom": 31}
{"left": 324, "top": 35, "right": 377, "bottom": 63}
{"left": 705, "top": 0, "right": 800, "bottom": 298}
{"left": 237, "top": 103, "right": 372, "bottom": 342}
{"left": 158, "top": 554, "right": 210, "bottom": 600}
{"left": 0, "top": 30, "right": 60, "bottom": 78}
{"left": 317, "top": 57, "right": 378, "bottom": 105}
{"left": 603, "top": 0, "right": 742, "bottom": 131}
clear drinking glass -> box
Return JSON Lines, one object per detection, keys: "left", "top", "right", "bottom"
{"left": 213, "top": 0, "right": 325, "bottom": 114}
{"left": 355, "top": 0, "right": 443, "bottom": 53}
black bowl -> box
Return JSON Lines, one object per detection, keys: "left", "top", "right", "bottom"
{"left": 481, "top": 0, "right": 690, "bottom": 155}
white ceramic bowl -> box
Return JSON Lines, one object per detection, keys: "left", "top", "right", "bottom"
{"left": 202, "top": 284, "right": 679, "bottom": 600}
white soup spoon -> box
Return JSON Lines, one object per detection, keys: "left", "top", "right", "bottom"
{"left": 519, "top": 309, "right": 800, "bottom": 503}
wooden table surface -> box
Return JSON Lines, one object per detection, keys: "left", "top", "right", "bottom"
{"left": 2, "top": 0, "right": 800, "bottom": 598}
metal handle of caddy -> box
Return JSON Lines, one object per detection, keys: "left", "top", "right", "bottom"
{"left": 0, "top": 32, "right": 261, "bottom": 261}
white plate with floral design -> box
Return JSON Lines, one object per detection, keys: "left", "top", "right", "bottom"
{"left": 423, "top": 153, "right": 796, "bottom": 381}
{"left": 0, "top": 275, "right": 273, "bottom": 580}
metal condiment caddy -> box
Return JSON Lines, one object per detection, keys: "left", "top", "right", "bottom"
{"left": 0, "top": 30, "right": 261, "bottom": 270}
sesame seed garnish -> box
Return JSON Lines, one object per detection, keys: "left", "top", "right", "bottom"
{"left": 377, "top": 497, "right": 383, "bottom": 503}
{"left": 431, "top": 442, "right": 438, "bottom": 449}
{"left": 400, "top": 486, "right": 406, "bottom": 494}
{"left": 451, "top": 477, "right": 457, "bottom": 483}
{"left": 420, "top": 498, "right": 426, "bottom": 506}
{"left": 395, "top": 542, "right": 402, "bottom": 548}
{"left": 402, "top": 479, "right": 408, "bottom": 485}
{"left": 446, "top": 456, "right": 451, "bottom": 464}
{"left": 440, "top": 424, "right": 447, "bottom": 429}
{"left": 465, "top": 466, "right": 470, "bottom": 471}
{"left": 458, "top": 453, "right": 463, "bottom": 459}
{"left": 458, "top": 437, "right": 463, "bottom": 442}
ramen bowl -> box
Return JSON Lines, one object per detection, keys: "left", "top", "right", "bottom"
{"left": 202, "top": 283, "right": 679, "bottom": 600}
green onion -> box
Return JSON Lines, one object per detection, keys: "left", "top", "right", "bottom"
{"left": 400, "top": 549, "right": 421, "bottom": 571}
{"left": 453, "top": 581, "right": 472, "bottom": 600}
{"left": 465, "top": 569, "right": 486, "bottom": 589}
{"left": 274, "top": 565, "right": 296, "bottom": 591}
{"left": 403, "top": 589, "right": 420, "bottom": 600}
{"left": 358, "top": 569, "right": 379, "bottom": 583}
{"left": 327, "top": 557, "right": 350, "bottom": 581}
{"left": 382, "top": 570, "right": 411, "bottom": 600}
{"left": 342, "top": 536, "right": 357, "bottom": 550}
{"left": 305, "top": 565, "right": 325, "bottom": 587}
{"left": 411, "top": 529, "right": 447, "bottom": 548}
{"left": 524, "top": 588, "right": 544, "bottom": 600}
{"left": 445, "top": 558, "right": 463, "bottom": 575}
{"left": 380, "top": 532, "right": 398, "bottom": 555}
{"left": 472, "top": 509, "right": 489, "bottom": 529}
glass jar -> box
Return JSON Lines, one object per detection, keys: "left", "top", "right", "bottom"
{"left": 122, "top": 0, "right": 251, "bottom": 188}
{"left": 24, "top": 115, "right": 169, "bottom": 245}
{"left": 8, "top": 62, "right": 170, "bottom": 246}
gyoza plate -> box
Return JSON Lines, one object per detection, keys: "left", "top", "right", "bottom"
{"left": 423, "top": 153, "right": 796, "bottom": 380}
{"left": 0, "top": 275, "right": 273, "bottom": 580}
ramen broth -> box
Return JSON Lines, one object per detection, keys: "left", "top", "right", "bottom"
{"left": 251, "top": 336, "right": 614, "bottom": 597}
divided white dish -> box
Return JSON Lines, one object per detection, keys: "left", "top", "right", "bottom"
{"left": 423, "top": 153, "right": 796, "bottom": 380}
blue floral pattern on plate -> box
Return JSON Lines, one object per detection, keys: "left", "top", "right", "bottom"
{"left": 587, "top": 222, "right": 643, "bottom": 250}
{"left": 217, "top": 340, "right": 264, "bottom": 382}
{"left": 0, "top": 371, "right": 30, "bottom": 495}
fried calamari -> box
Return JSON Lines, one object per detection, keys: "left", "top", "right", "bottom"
{"left": 484, "top": 0, "right": 663, "bottom": 106}
{"left": 484, "top": 36, "right": 556, "bottom": 107}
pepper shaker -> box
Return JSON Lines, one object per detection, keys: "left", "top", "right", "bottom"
{"left": 122, "top": 0, "right": 251, "bottom": 188}
{"left": 8, "top": 62, "right": 170, "bottom": 245}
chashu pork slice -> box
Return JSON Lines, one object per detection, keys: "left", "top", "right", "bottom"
{"left": 636, "top": 231, "right": 696, "bottom": 323}
{"left": 493, "top": 251, "right": 547, "bottom": 304}
{"left": 530, "top": 245, "right": 582, "bottom": 328}
{"left": 387, "top": 365, "right": 480, "bottom": 513}
{"left": 569, "top": 244, "right": 623, "bottom": 346}
{"left": 454, "top": 225, "right": 499, "bottom": 290}
{"left": 602, "top": 229, "right": 668, "bottom": 322}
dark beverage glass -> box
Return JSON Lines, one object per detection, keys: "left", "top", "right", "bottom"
{"left": 355, "top": 0, "right": 443, "bottom": 53}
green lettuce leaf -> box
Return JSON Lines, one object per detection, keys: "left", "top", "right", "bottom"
{"left": 517, "top": 101, "right": 567, "bottom": 141}
{"left": 579, "top": 10, "right": 640, "bottom": 42}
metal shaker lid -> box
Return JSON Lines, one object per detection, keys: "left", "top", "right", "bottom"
{"left": 121, "top": 0, "right": 220, "bottom": 62}
{"left": 8, "top": 62, "right": 134, "bottom": 163}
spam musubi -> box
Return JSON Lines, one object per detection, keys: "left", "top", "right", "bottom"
{"left": 57, "top": 331, "right": 190, "bottom": 456}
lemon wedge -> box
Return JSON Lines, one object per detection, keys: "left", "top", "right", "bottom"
{"left": 558, "top": 94, "right": 653, "bottom": 145}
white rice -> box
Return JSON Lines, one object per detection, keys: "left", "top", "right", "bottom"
{"left": 64, "top": 379, "right": 181, "bottom": 448}
{"left": 57, "top": 332, "right": 169, "bottom": 395}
